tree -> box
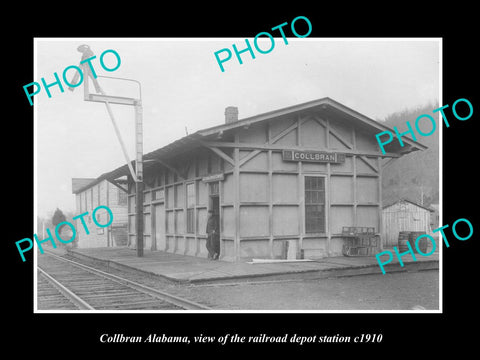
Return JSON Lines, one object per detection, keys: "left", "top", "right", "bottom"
{"left": 381, "top": 101, "right": 439, "bottom": 207}
{"left": 51, "top": 208, "right": 67, "bottom": 230}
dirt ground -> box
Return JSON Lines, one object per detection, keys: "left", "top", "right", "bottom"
{"left": 187, "top": 270, "right": 439, "bottom": 310}
{"left": 55, "top": 249, "right": 439, "bottom": 311}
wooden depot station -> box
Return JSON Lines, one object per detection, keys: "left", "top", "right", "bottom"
{"left": 79, "top": 97, "right": 426, "bottom": 262}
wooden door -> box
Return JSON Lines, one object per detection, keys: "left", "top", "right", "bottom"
{"left": 153, "top": 203, "right": 166, "bottom": 251}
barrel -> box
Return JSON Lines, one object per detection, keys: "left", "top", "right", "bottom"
{"left": 409, "top": 231, "right": 428, "bottom": 254}
{"left": 398, "top": 231, "right": 411, "bottom": 252}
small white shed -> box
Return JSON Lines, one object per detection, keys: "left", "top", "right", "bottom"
{"left": 382, "top": 199, "right": 433, "bottom": 247}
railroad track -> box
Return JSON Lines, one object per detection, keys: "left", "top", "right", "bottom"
{"left": 37, "top": 251, "right": 212, "bottom": 311}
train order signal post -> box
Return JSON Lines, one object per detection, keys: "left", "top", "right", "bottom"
{"left": 68, "top": 45, "right": 146, "bottom": 257}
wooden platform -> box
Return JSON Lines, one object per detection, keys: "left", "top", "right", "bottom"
{"left": 62, "top": 247, "right": 439, "bottom": 284}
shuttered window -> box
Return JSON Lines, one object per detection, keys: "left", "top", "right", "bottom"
{"left": 305, "top": 176, "right": 326, "bottom": 233}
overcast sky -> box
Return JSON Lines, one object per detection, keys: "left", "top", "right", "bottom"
{"left": 35, "top": 38, "right": 440, "bottom": 218}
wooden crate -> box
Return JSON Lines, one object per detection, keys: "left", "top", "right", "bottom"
{"left": 341, "top": 227, "right": 378, "bottom": 257}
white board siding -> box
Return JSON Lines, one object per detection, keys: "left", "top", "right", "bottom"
{"left": 382, "top": 201, "right": 432, "bottom": 246}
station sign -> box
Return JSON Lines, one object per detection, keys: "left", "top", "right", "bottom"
{"left": 282, "top": 150, "right": 345, "bottom": 163}
{"left": 202, "top": 173, "right": 224, "bottom": 183}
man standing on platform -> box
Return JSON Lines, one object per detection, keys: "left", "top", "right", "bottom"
{"left": 206, "top": 210, "right": 219, "bottom": 260}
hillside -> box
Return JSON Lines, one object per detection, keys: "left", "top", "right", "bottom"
{"left": 379, "top": 102, "right": 439, "bottom": 208}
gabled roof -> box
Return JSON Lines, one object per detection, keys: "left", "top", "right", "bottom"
{"left": 85, "top": 97, "right": 428, "bottom": 183}
{"left": 382, "top": 198, "right": 434, "bottom": 212}
{"left": 197, "top": 97, "right": 407, "bottom": 140}
{"left": 72, "top": 177, "right": 127, "bottom": 195}
{"left": 72, "top": 178, "right": 96, "bottom": 194}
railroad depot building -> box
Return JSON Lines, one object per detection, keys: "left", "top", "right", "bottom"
{"left": 72, "top": 178, "right": 128, "bottom": 248}
{"left": 88, "top": 97, "right": 426, "bottom": 262}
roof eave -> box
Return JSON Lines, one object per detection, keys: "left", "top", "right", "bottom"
{"left": 88, "top": 97, "right": 429, "bottom": 183}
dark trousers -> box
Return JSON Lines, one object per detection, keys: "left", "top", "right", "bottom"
{"left": 206, "top": 233, "right": 220, "bottom": 258}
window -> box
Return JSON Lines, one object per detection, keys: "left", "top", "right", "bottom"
{"left": 144, "top": 213, "right": 151, "bottom": 235}
{"left": 174, "top": 184, "right": 184, "bottom": 208}
{"left": 143, "top": 191, "right": 151, "bottom": 204}
{"left": 128, "top": 195, "right": 136, "bottom": 213}
{"left": 156, "top": 172, "right": 163, "bottom": 187}
{"left": 209, "top": 182, "right": 219, "bottom": 196}
{"left": 118, "top": 190, "right": 127, "bottom": 206}
{"left": 186, "top": 183, "right": 195, "bottom": 233}
{"left": 305, "top": 176, "right": 326, "bottom": 233}
{"left": 153, "top": 189, "right": 164, "bottom": 201}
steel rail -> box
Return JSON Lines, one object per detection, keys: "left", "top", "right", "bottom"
{"left": 37, "top": 267, "right": 95, "bottom": 310}
{"left": 42, "top": 251, "right": 212, "bottom": 310}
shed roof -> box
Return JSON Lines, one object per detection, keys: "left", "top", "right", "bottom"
{"left": 79, "top": 97, "right": 428, "bottom": 184}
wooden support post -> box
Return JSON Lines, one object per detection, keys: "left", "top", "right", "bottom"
{"left": 352, "top": 127, "right": 357, "bottom": 228}
{"left": 268, "top": 150, "right": 273, "bottom": 259}
{"left": 136, "top": 181, "right": 144, "bottom": 257}
{"left": 234, "top": 143, "right": 240, "bottom": 261}
{"left": 135, "top": 102, "right": 144, "bottom": 257}
{"left": 297, "top": 116, "right": 304, "bottom": 258}
{"left": 325, "top": 117, "right": 331, "bottom": 256}
{"left": 378, "top": 158, "right": 383, "bottom": 251}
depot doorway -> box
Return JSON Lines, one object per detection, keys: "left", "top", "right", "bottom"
{"left": 153, "top": 203, "right": 166, "bottom": 251}
{"left": 208, "top": 182, "right": 220, "bottom": 258}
